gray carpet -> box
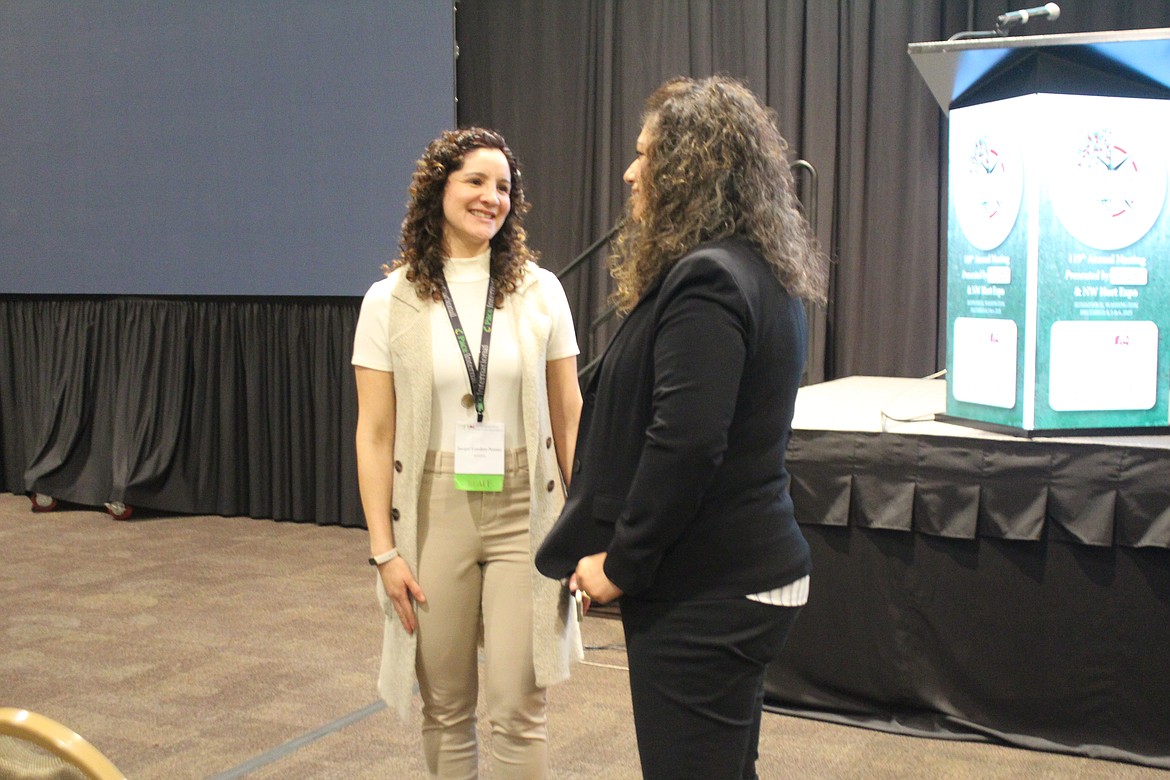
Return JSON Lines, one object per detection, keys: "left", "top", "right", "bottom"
{"left": 2, "top": 492, "right": 1164, "bottom": 778}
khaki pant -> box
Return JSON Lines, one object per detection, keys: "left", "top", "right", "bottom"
{"left": 415, "top": 449, "right": 546, "bottom": 779}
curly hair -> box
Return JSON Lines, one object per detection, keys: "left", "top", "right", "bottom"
{"left": 389, "top": 127, "right": 536, "bottom": 307}
{"left": 610, "top": 76, "right": 829, "bottom": 311}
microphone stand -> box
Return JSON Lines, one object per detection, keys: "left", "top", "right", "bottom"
{"left": 948, "top": 28, "right": 1003, "bottom": 41}
{"left": 556, "top": 222, "right": 621, "bottom": 281}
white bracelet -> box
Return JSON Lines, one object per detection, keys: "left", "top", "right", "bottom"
{"left": 368, "top": 548, "right": 399, "bottom": 566}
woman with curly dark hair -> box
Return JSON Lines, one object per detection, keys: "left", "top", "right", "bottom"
{"left": 354, "top": 127, "right": 583, "bottom": 778}
{"left": 538, "top": 76, "right": 829, "bottom": 779}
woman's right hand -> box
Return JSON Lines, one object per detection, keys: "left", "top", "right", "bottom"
{"left": 378, "top": 557, "right": 427, "bottom": 634}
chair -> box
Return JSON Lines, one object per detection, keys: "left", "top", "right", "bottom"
{"left": 0, "top": 708, "right": 126, "bottom": 780}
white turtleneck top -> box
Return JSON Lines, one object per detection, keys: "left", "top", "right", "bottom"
{"left": 429, "top": 250, "right": 523, "bottom": 450}
{"left": 352, "top": 251, "right": 579, "bottom": 452}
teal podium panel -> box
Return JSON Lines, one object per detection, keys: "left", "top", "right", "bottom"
{"left": 912, "top": 29, "right": 1170, "bottom": 434}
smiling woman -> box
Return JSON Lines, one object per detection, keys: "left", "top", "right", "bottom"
{"left": 441, "top": 148, "right": 513, "bottom": 258}
{"left": 351, "top": 127, "right": 584, "bottom": 777}
{"left": 393, "top": 128, "right": 533, "bottom": 308}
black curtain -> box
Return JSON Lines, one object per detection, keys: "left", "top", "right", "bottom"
{"left": 454, "top": 0, "right": 1170, "bottom": 381}
{"left": 0, "top": 297, "right": 363, "bottom": 526}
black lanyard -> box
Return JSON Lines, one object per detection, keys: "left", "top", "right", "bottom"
{"left": 439, "top": 277, "right": 495, "bottom": 423}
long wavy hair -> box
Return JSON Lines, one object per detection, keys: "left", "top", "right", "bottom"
{"left": 389, "top": 127, "right": 535, "bottom": 307}
{"left": 610, "top": 76, "right": 829, "bottom": 311}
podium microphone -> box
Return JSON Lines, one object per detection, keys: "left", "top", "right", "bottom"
{"left": 996, "top": 3, "right": 1060, "bottom": 33}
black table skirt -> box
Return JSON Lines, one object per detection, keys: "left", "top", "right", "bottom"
{"left": 765, "top": 428, "right": 1170, "bottom": 768}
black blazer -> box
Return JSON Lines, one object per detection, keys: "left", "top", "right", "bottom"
{"left": 536, "top": 237, "right": 811, "bottom": 601}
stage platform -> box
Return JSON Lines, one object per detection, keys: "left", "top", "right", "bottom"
{"left": 792, "top": 374, "right": 1170, "bottom": 447}
{"left": 765, "top": 376, "right": 1170, "bottom": 769}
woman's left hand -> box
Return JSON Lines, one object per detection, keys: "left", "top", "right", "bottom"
{"left": 573, "top": 552, "right": 623, "bottom": 604}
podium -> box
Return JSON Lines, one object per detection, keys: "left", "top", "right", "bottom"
{"left": 909, "top": 29, "right": 1170, "bottom": 435}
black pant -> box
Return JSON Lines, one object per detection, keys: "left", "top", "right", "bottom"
{"left": 620, "top": 596, "right": 801, "bottom": 780}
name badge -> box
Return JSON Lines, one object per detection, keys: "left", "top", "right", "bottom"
{"left": 454, "top": 422, "right": 505, "bottom": 492}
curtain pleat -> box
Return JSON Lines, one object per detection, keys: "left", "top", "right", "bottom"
{"left": 0, "top": 296, "right": 363, "bottom": 527}
{"left": 786, "top": 429, "right": 1170, "bottom": 550}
